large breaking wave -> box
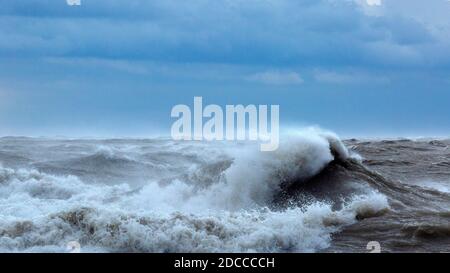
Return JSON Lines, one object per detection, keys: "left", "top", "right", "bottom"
{"left": 0, "top": 128, "right": 408, "bottom": 252}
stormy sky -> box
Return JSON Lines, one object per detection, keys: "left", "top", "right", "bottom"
{"left": 1, "top": 0, "right": 450, "bottom": 137}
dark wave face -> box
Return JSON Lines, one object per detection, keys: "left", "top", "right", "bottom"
{"left": 0, "top": 131, "right": 449, "bottom": 253}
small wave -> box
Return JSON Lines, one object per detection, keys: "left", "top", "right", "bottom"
{"left": 402, "top": 223, "right": 450, "bottom": 239}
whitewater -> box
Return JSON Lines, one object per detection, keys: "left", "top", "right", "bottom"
{"left": 0, "top": 129, "right": 448, "bottom": 252}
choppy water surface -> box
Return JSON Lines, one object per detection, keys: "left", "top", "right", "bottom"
{"left": 0, "top": 131, "right": 448, "bottom": 252}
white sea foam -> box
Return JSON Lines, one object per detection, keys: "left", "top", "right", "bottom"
{"left": 0, "top": 129, "right": 389, "bottom": 252}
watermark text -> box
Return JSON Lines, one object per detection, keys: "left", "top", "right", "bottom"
{"left": 171, "top": 97, "right": 279, "bottom": 151}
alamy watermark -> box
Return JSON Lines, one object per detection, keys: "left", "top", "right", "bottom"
{"left": 366, "top": 241, "right": 381, "bottom": 253}
{"left": 171, "top": 97, "right": 279, "bottom": 151}
{"left": 66, "top": 241, "right": 81, "bottom": 253}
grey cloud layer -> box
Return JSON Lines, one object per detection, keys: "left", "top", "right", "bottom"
{"left": 1, "top": 0, "right": 449, "bottom": 68}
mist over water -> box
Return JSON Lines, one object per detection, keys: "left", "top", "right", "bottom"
{"left": 0, "top": 129, "right": 448, "bottom": 252}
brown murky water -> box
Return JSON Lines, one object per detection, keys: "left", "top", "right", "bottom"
{"left": 325, "top": 139, "right": 450, "bottom": 252}
{"left": 0, "top": 136, "right": 448, "bottom": 252}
